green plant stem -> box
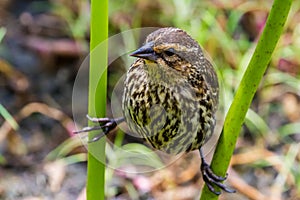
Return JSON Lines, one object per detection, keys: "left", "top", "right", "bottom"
{"left": 87, "top": 0, "right": 108, "bottom": 200}
{"left": 200, "top": 0, "right": 292, "bottom": 199}
{"left": 0, "top": 103, "right": 19, "bottom": 130}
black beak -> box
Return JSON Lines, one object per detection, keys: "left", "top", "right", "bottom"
{"left": 130, "top": 42, "right": 157, "bottom": 61}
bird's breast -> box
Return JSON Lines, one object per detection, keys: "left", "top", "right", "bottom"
{"left": 123, "top": 65, "right": 203, "bottom": 154}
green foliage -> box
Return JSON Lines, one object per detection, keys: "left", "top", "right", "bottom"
{"left": 52, "top": 0, "right": 90, "bottom": 40}
{"left": 279, "top": 123, "right": 300, "bottom": 140}
{"left": 0, "top": 103, "right": 19, "bottom": 131}
{"left": 107, "top": 143, "right": 164, "bottom": 169}
{"left": 245, "top": 109, "right": 270, "bottom": 137}
{"left": 200, "top": 0, "right": 293, "bottom": 199}
{"left": 45, "top": 137, "right": 83, "bottom": 160}
{"left": 0, "top": 27, "right": 6, "bottom": 42}
{"left": 48, "top": 0, "right": 299, "bottom": 198}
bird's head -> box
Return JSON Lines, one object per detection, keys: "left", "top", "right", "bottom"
{"left": 130, "top": 27, "right": 204, "bottom": 73}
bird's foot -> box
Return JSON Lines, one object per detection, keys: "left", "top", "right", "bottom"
{"left": 73, "top": 115, "right": 125, "bottom": 142}
{"left": 199, "top": 149, "right": 235, "bottom": 195}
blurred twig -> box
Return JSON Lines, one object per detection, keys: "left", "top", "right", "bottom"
{"left": 0, "top": 59, "right": 30, "bottom": 92}
{"left": 0, "top": 102, "right": 75, "bottom": 144}
{"left": 228, "top": 169, "right": 268, "bottom": 200}
{"left": 270, "top": 144, "right": 300, "bottom": 200}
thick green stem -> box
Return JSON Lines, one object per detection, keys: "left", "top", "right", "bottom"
{"left": 200, "top": 0, "right": 292, "bottom": 199}
{"left": 87, "top": 0, "right": 108, "bottom": 199}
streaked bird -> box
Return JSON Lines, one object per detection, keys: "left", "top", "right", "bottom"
{"left": 75, "top": 27, "right": 235, "bottom": 195}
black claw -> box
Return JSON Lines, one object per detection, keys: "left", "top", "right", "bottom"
{"left": 88, "top": 132, "right": 106, "bottom": 143}
{"left": 199, "top": 148, "right": 235, "bottom": 195}
{"left": 73, "top": 125, "right": 103, "bottom": 134}
{"left": 73, "top": 116, "right": 125, "bottom": 142}
{"left": 201, "top": 162, "right": 227, "bottom": 182}
{"left": 202, "top": 174, "right": 221, "bottom": 195}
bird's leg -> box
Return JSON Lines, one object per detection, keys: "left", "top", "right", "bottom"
{"left": 199, "top": 148, "right": 235, "bottom": 195}
{"left": 73, "top": 115, "right": 125, "bottom": 142}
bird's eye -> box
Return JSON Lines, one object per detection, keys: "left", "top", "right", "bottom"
{"left": 164, "top": 48, "right": 175, "bottom": 56}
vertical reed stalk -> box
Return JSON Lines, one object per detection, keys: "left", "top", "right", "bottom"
{"left": 87, "top": 0, "right": 108, "bottom": 199}
{"left": 200, "top": 0, "right": 292, "bottom": 199}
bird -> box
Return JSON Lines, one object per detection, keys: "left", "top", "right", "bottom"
{"left": 74, "top": 27, "right": 235, "bottom": 195}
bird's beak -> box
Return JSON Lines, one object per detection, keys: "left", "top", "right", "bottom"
{"left": 130, "top": 42, "right": 157, "bottom": 61}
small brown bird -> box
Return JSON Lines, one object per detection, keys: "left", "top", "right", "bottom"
{"left": 75, "top": 27, "right": 235, "bottom": 195}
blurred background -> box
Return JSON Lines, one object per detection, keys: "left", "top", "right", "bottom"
{"left": 0, "top": 0, "right": 300, "bottom": 199}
